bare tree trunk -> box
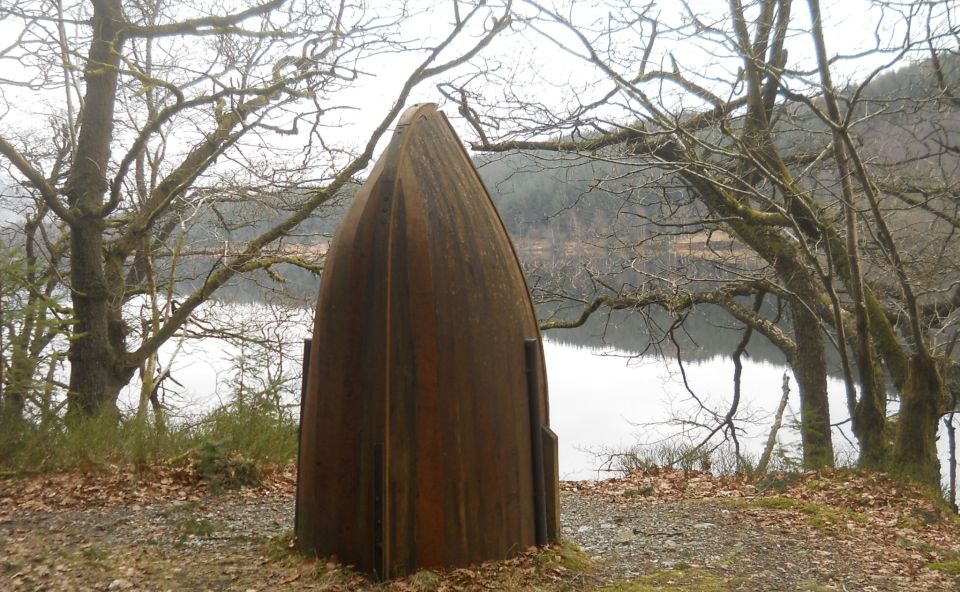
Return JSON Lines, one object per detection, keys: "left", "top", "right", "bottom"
{"left": 946, "top": 413, "right": 957, "bottom": 513}
{"left": 758, "top": 372, "right": 791, "bottom": 474}
{"left": 791, "top": 299, "right": 834, "bottom": 468}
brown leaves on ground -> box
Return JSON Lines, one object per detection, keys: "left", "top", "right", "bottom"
{"left": 298, "top": 545, "right": 593, "bottom": 592}
{"left": 0, "top": 462, "right": 297, "bottom": 518}
{"left": 561, "top": 465, "right": 755, "bottom": 502}
{"left": 1, "top": 465, "right": 958, "bottom": 591}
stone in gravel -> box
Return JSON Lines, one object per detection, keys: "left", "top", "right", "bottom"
{"left": 576, "top": 526, "right": 592, "bottom": 533}
{"left": 108, "top": 578, "right": 132, "bottom": 590}
{"left": 614, "top": 529, "right": 635, "bottom": 543}
{"left": 693, "top": 522, "right": 716, "bottom": 529}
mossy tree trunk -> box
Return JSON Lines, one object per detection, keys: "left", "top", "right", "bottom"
{"left": 853, "top": 359, "right": 888, "bottom": 471}
{"left": 791, "top": 300, "right": 834, "bottom": 468}
{"left": 892, "top": 353, "right": 946, "bottom": 488}
{"left": 62, "top": 0, "right": 129, "bottom": 418}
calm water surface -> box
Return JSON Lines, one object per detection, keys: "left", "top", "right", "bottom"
{"left": 123, "top": 324, "right": 859, "bottom": 480}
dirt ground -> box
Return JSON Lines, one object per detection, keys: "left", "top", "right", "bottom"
{"left": 1, "top": 467, "right": 959, "bottom": 591}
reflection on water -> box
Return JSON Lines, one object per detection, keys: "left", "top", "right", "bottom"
{"left": 124, "top": 312, "right": 855, "bottom": 480}
{"left": 119, "top": 303, "right": 952, "bottom": 493}
{"left": 544, "top": 338, "right": 854, "bottom": 480}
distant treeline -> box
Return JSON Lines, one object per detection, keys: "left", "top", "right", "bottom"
{"left": 190, "top": 52, "right": 958, "bottom": 339}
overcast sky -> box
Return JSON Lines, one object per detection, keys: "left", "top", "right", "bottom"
{"left": 0, "top": 0, "right": 954, "bottom": 191}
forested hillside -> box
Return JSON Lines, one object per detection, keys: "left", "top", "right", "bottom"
{"left": 194, "top": 53, "right": 960, "bottom": 318}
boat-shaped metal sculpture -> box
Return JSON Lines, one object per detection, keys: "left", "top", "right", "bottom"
{"left": 296, "top": 103, "right": 559, "bottom": 579}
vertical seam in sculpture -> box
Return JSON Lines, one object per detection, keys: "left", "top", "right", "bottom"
{"left": 435, "top": 110, "right": 551, "bottom": 422}
{"left": 380, "top": 111, "right": 422, "bottom": 576}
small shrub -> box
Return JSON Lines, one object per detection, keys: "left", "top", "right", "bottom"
{"left": 602, "top": 442, "right": 715, "bottom": 475}
{"left": 601, "top": 440, "right": 761, "bottom": 477}
{"left": 768, "top": 441, "right": 804, "bottom": 473}
{"left": 198, "top": 403, "right": 298, "bottom": 467}
{"left": 193, "top": 440, "right": 263, "bottom": 492}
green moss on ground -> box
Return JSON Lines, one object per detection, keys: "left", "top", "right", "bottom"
{"left": 928, "top": 560, "right": 960, "bottom": 575}
{"left": 535, "top": 541, "right": 595, "bottom": 573}
{"left": 733, "top": 496, "right": 870, "bottom": 529}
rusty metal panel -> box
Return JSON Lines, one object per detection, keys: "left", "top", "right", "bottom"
{"left": 296, "top": 104, "right": 558, "bottom": 578}
{"left": 541, "top": 425, "right": 561, "bottom": 542}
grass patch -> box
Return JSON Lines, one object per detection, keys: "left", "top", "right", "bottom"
{"left": 178, "top": 518, "right": 219, "bottom": 537}
{"left": 0, "top": 334, "right": 299, "bottom": 476}
{"left": 0, "top": 401, "right": 298, "bottom": 478}
{"left": 624, "top": 485, "right": 656, "bottom": 497}
{"left": 79, "top": 546, "right": 110, "bottom": 562}
{"left": 260, "top": 530, "right": 298, "bottom": 563}
{"left": 407, "top": 569, "right": 441, "bottom": 590}
{"left": 75, "top": 545, "right": 114, "bottom": 571}
{"left": 796, "top": 581, "right": 839, "bottom": 591}
{"left": 928, "top": 560, "right": 960, "bottom": 575}
{"left": 600, "top": 566, "right": 741, "bottom": 591}
{"left": 735, "top": 496, "right": 870, "bottom": 529}
{"left": 895, "top": 515, "right": 927, "bottom": 530}
{"left": 535, "top": 541, "right": 595, "bottom": 572}
{"left": 750, "top": 496, "right": 801, "bottom": 510}
{"left": 916, "top": 544, "right": 960, "bottom": 574}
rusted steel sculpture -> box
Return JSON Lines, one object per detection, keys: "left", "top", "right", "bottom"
{"left": 296, "top": 103, "right": 559, "bottom": 578}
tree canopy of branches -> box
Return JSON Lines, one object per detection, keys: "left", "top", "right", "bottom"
{"left": 0, "top": 0, "right": 510, "bottom": 422}
{"left": 453, "top": 0, "right": 960, "bottom": 486}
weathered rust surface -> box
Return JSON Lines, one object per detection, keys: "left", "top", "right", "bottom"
{"left": 295, "top": 103, "right": 558, "bottom": 578}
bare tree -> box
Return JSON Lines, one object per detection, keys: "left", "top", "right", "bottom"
{"left": 452, "top": 0, "right": 960, "bottom": 484}
{"left": 0, "top": 0, "right": 511, "bottom": 418}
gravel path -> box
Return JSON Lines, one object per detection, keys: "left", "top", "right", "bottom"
{"left": 2, "top": 469, "right": 959, "bottom": 591}
{"left": 562, "top": 491, "right": 928, "bottom": 591}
